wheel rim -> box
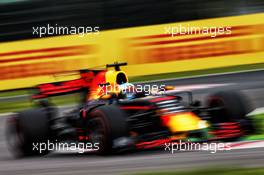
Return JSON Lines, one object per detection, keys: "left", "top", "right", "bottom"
{"left": 6, "top": 117, "right": 24, "bottom": 157}
{"left": 87, "top": 116, "right": 108, "bottom": 152}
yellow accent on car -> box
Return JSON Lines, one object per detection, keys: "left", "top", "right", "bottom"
{"left": 167, "top": 112, "right": 209, "bottom": 132}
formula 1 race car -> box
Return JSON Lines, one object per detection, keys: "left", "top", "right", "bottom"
{"left": 5, "top": 62, "right": 255, "bottom": 157}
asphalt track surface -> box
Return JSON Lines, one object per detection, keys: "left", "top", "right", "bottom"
{"left": 0, "top": 70, "right": 264, "bottom": 175}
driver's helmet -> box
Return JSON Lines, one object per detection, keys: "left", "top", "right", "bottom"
{"left": 118, "top": 83, "right": 136, "bottom": 99}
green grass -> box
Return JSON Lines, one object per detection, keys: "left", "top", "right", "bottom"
{"left": 0, "top": 89, "right": 30, "bottom": 98}
{"left": 246, "top": 134, "right": 264, "bottom": 140}
{"left": 129, "top": 63, "right": 264, "bottom": 82}
{"left": 244, "top": 113, "right": 264, "bottom": 140}
{"left": 132, "top": 167, "right": 264, "bottom": 175}
{"left": 0, "top": 101, "right": 32, "bottom": 113}
{"left": 254, "top": 113, "right": 264, "bottom": 132}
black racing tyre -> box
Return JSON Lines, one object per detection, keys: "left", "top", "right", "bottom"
{"left": 207, "top": 91, "right": 255, "bottom": 134}
{"left": 88, "top": 105, "right": 128, "bottom": 155}
{"left": 6, "top": 109, "right": 51, "bottom": 158}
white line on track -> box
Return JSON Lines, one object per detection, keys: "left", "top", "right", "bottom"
{"left": 229, "top": 140, "right": 264, "bottom": 150}
{"left": 166, "top": 83, "right": 234, "bottom": 92}
{"left": 248, "top": 107, "right": 264, "bottom": 116}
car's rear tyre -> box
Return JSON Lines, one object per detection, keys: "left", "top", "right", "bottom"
{"left": 6, "top": 109, "right": 51, "bottom": 158}
{"left": 88, "top": 105, "right": 128, "bottom": 155}
{"left": 207, "top": 91, "right": 255, "bottom": 136}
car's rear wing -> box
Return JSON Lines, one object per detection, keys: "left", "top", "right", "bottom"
{"left": 32, "top": 62, "right": 128, "bottom": 99}
{"left": 32, "top": 70, "right": 96, "bottom": 99}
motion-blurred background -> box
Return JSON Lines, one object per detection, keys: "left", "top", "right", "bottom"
{"left": 0, "top": 1, "right": 264, "bottom": 175}
{"left": 1, "top": 0, "right": 264, "bottom": 111}
{"left": 1, "top": 0, "right": 264, "bottom": 90}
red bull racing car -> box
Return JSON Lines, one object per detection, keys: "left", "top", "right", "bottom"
{"left": 6, "top": 62, "right": 255, "bottom": 157}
